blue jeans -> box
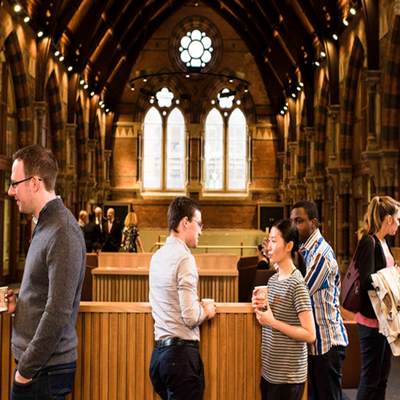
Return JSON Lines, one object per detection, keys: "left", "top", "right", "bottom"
{"left": 10, "top": 362, "right": 76, "bottom": 400}
{"left": 150, "top": 345, "right": 204, "bottom": 400}
{"left": 308, "top": 345, "right": 346, "bottom": 400}
{"left": 356, "top": 324, "right": 391, "bottom": 400}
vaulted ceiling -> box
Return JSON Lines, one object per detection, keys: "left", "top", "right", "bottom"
{"left": 20, "top": 0, "right": 353, "bottom": 114}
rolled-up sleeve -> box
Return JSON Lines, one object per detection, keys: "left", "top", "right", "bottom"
{"left": 177, "top": 255, "right": 206, "bottom": 328}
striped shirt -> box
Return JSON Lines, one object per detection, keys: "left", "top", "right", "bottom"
{"left": 300, "top": 229, "right": 348, "bottom": 355}
{"left": 261, "top": 269, "right": 311, "bottom": 384}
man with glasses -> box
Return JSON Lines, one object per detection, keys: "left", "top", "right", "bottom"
{"left": 149, "top": 196, "right": 215, "bottom": 400}
{"left": 5, "top": 144, "right": 86, "bottom": 400}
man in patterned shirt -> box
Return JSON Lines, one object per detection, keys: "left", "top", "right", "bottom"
{"left": 290, "top": 200, "right": 348, "bottom": 400}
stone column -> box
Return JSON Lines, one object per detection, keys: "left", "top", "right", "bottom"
{"left": 364, "top": 70, "right": 381, "bottom": 150}
{"left": 328, "top": 105, "right": 340, "bottom": 160}
{"left": 337, "top": 169, "right": 352, "bottom": 267}
{"left": 33, "top": 101, "right": 47, "bottom": 146}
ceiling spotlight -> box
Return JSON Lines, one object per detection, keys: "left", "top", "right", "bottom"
{"left": 37, "top": 31, "right": 44, "bottom": 38}
{"left": 314, "top": 60, "right": 320, "bottom": 67}
{"left": 100, "top": 103, "right": 105, "bottom": 109}
{"left": 299, "top": 82, "right": 304, "bottom": 87}
{"left": 296, "top": 86, "right": 301, "bottom": 91}
{"left": 185, "top": 74, "right": 190, "bottom": 78}
{"left": 291, "top": 93, "right": 296, "bottom": 98}
{"left": 229, "top": 79, "right": 234, "bottom": 83}
{"left": 83, "top": 84, "right": 88, "bottom": 89}
{"left": 320, "top": 51, "right": 326, "bottom": 58}
{"left": 90, "top": 91, "right": 95, "bottom": 97}
{"left": 280, "top": 110, "right": 285, "bottom": 115}
{"left": 105, "top": 108, "right": 110, "bottom": 113}
{"left": 130, "top": 86, "right": 135, "bottom": 91}
{"left": 14, "top": 4, "right": 22, "bottom": 13}
{"left": 99, "top": 100, "right": 104, "bottom": 105}
{"left": 175, "top": 99, "right": 180, "bottom": 104}
{"left": 54, "top": 50, "right": 60, "bottom": 57}
{"left": 58, "top": 55, "right": 64, "bottom": 62}
{"left": 244, "top": 88, "right": 249, "bottom": 93}
{"left": 23, "top": 16, "right": 30, "bottom": 23}
{"left": 236, "top": 99, "right": 241, "bottom": 105}
{"left": 343, "top": 19, "right": 349, "bottom": 26}
{"left": 283, "top": 105, "right": 288, "bottom": 111}
{"left": 143, "top": 78, "right": 147, "bottom": 82}
{"left": 67, "top": 66, "right": 73, "bottom": 72}
{"left": 332, "top": 33, "right": 338, "bottom": 41}
{"left": 350, "top": 7, "right": 356, "bottom": 15}
{"left": 79, "top": 79, "right": 85, "bottom": 85}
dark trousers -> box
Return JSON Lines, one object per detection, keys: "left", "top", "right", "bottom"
{"left": 150, "top": 344, "right": 204, "bottom": 400}
{"left": 10, "top": 362, "right": 76, "bottom": 400}
{"left": 308, "top": 345, "right": 346, "bottom": 400}
{"left": 260, "top": 377, "right": 304, "bottom": 400}
{"left": 356, "top": 324, "right": 391, "bottom": 400}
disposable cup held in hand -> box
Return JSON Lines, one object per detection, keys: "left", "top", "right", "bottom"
{"left": 202, "top": 298, "right": 215, "bottom": 306}
{"left": 254, "top": 285, "right": 268, "bottom": 311}
{"left": 0, "top": 286, "right": 8, "bottom": 312}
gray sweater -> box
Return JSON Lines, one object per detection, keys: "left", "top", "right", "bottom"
{"left": 12, "top": 197, "right": 86, "bottom": 378}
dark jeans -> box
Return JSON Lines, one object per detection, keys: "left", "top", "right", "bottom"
{"left": 356, "top": 324, "right": 391, "bottom": 400}
{"left": 10, "top": 362, "right": 76, "bottom": 400}
{"left": 308, "top": 345, "right": 346, "bottom": 400}
{"left": 150, "top": 344, "right": 204, "bottom": 400}
{"left": 260, "top": 377, "right": 304, "bottom": 400}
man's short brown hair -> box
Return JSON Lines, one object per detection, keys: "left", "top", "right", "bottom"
{"left": 168, "top": 196, "right": 200, "bottom": 233}
{"left": 13, "top": 144, "right": 58, "bottom": 191}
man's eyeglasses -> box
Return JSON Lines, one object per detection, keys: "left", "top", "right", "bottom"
{"left": 9, "top": 176, "right": 42, "bottom": 189}
{"left": 193, "top": 220, "right": 203, "bottom": 230}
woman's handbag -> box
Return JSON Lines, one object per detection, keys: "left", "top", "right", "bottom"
{"left": 340, "top": 236, "right": 375, "bottom": 312}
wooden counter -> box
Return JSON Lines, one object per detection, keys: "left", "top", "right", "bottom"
{"left": 0, "top": 302, "right": 363, "bottom": 400}
{"left": 92, "top": 253, "right": 239, "bottom": 302}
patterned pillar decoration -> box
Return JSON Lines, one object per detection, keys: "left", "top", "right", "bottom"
{"left": 364, "top": 70, "right": 381, "bottom": 150}
{"left": 46, "top": 72, "right": 65, "bottom": 169}
{"left": 65, "top": 123, "right": 77, "bottom": 172}
{"left": 104, "top": 149, "right": 112, "bottom": 185}
{"left": 328, "top": 104, "right": 340, "bottom": 159}
{"left": 314, "top": 76, "right": 329, "bottom": 172}
{"left": 33, "top": 101, "right": 47, "bottom": 146}
{"left": 340, "top": 37, "right": 365, "bottom": 164}
{"left": 381, "top": 15, "right": 400, "bottom": 149}
{"left": 75, "top": 101, "right": 87, "bottom": 179}
{"left": 4, "top": 31, "right": 32, "bottom": 146}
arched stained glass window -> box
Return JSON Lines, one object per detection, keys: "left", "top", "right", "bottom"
{"left": 143, "top": 107, "right": 162, "bottom": 190}
{"left": 204, "top": 108, "right": 224, "bottom": 190}
{"left": 227, "top": 109, "right": 247, "bottom": 190}
{"left": 166, "top": 108, "right": 185, "bottom": 190}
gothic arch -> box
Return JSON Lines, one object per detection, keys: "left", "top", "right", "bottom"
{"left": 4, "top": 31, "right": 32, "bottom": 146}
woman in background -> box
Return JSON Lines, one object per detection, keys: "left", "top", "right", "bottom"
{"left": 121, "top": 210, "right": 144, "bottom": 252}
{"left": 355, "top": 195, "right": 400, "bottom": 400}
{"left": 252, "top": 219, "right": 315, "bottom": 400}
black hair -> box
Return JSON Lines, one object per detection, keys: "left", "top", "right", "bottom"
{"left": 292, "top": 200, "right": 319, "bottom": 221}
{"left": 167, "top": 196, "right": 200, "bottom": 233}
{"left": 272, "top": 219, "right": 299, "bottom": 258}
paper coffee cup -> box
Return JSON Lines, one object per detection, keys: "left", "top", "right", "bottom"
{"left": 254, "top": 285, "right": 268, "bottom": 299}
{"left": 0, "top": 286, "right": 8, "bottom": 312}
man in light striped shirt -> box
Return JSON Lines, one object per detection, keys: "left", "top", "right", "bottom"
{"left": 291, "top": 200, "right": 348, "bottom": 400}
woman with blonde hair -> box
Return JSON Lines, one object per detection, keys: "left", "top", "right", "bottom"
{"left": 121, "top": 210, "right": 144, "bottom": 252}
{"left": 355, "top": 195, "right": 400, "bottom": 400}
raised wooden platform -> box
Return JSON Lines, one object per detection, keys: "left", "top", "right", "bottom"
{"left": 93, "top": 253, "right": 239, "bottom": 302}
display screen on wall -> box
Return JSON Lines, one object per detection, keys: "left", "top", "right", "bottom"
{"left": 258, "top": 204, "right": 286, "bottom": 232}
